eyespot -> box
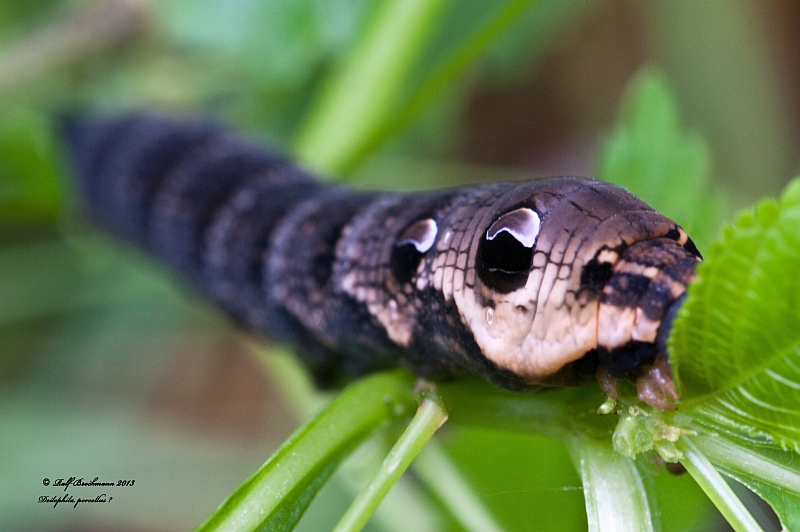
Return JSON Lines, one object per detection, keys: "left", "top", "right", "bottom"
{"left": 486, "top": 207, "right": 540, "bottom": 248}
{"left": 391, "top": 218, "right": 437, "bottom": 284}
{"left": 477, "top": 208, "right": 539, "bottom": 294}
{"left": 397, "top": 218, "right": 437, "bottom": 253}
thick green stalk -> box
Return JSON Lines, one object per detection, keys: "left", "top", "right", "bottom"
{"left": 568, "top": 435, "right": 655, "bottom": 532}
{"left": 295, "top": 0, "right": 542, "bottom": 175}
{"left": 344, "top": 0, "right": 540, "bottom": 173}
{"left": 294, "top": 0, "right": 449, "bottom": 173}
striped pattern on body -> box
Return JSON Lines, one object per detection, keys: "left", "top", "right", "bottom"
{"left": 65, "top": 114, "right": 701, "bottom": 409}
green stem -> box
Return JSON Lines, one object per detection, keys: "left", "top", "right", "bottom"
{"left": 196, "top": 370, "right": 417, "bottom": 532}
{"left": 568, "top": 435, "right": 655, "bottom": 532}
{"left": 294, "top": 0, "right": 449, "bottom": 173}
{"left": 333, "top": 385, "right": 448, "bottom": 532}
{"left": 677, "top": 436, "right": 764, "bottom": 532}
{"left": 438, "top": 379, "right": 615, "bottom": 440}
{"left": 412, "top": 439, "right": 507, "bottom": 532}
{"left": 295, "top": 0, "right": 541, "bottom": 175}
{"left": 345, "top": 0, "right": 539, "bottom": 173}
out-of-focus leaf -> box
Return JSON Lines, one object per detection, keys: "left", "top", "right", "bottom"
{"left": 598, "top": 69, "right": 722, "bottom": 249}
{"left": 158, "top": 0, "right": 373, "bottom": 91}
{"left": 670, "top": 178, "right": 800, "bottom": 450}
{"left": 0, "top": 106, "right": 62, "bottom": 225}
{"left": 0, "top": 235, "right": 179, "bottom": 326}
{"left": 0, "top": 0, "right": 60, "bottom": 38}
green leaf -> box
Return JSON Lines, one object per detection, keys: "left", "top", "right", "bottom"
{"left": 597, "top": 69, "right": 722, "bottom": 249}
{"left": 196, "top": 370, "right": 417, "bottom": 532}
{"left": 670, "top": 178, "right": 800, "bottom": 449}
{"left": 0, "top": 106, "right": 62, "bottom": 225}
{"left": 159, "top": 0, "right": 372, "bottom": 91}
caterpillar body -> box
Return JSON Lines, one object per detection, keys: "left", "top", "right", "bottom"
{"left": 65, "top": 114, "right": 701, "bottom": 410}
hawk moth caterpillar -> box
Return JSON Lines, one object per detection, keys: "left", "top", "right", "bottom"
{"left": 65, "top": 114, "right": 701, "bottom": 409}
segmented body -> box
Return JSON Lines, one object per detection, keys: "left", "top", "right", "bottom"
{"left": 66, "top": 115, "right": 701, "bottom": 408}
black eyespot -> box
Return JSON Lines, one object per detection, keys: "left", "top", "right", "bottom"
{"left": 477, "top": 208, "right": 539, "bottom": 294}
{"left": 391, "top": 218, "right": 437, "bottom": 284}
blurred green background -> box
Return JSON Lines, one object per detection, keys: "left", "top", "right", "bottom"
{"left": 0, "top": 0, "right": 797, "bottom": 530}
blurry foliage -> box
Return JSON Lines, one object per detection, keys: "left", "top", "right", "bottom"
{"left": 0, "top": 105, "right": 63, "bottom": 226}
{"left": 0, "top": 0, "right": 797, "bottom": 531}
{"left": 598, "top": 69, "right": 722, "bottom": 250}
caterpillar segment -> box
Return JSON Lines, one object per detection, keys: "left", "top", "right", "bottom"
{"left": 65, "top": 114, "right": 701, "bottom": 409}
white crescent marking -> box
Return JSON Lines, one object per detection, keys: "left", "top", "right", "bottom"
{"left": 486, "top": 208, "right": 540, "bottom": 249}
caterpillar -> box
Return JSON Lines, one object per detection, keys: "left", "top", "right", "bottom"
{"left": 65, "top": 114, "right": 701, "bottom": 410}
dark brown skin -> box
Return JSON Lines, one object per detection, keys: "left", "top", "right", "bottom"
{"left": 66, "top": 114, "right": 700, "bottom": 409}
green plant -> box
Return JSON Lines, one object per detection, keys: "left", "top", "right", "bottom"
{"left": 0, "top": 1, "right": 797, "bottom": 531}
{"left": 195, "top": 41, "right": 800, "bottom": 532}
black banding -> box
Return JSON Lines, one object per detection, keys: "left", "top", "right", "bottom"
{"left": 266, "top": 191, "right": 379, "bottom": 353}
{"left": 580, "top": 255, "right": 615, "bottom": 293}
{"left": 313, "top": 223, "right": 345, "bottom": 287}
{"left": 149, "top": 139, "right": 286, "bottom": 280}
{"left": 64, "top": 115, "right": 141, "bottom": 217}
{"left": 663, "top": 227, "right": 681, "bottom": 241}
{"left": 637, "top": 255, "right": 697, "bottom": 321}
{"left": 65, "top": 115, "right": 222, "bottom": 243}
{"left": 601, "top": 273, "right": 652, "bottom": 308}
{"left": 598, "top": 341, "right": 659, "bottom": 377}
{"left": 637, "top": 282, "right": 672, "bottom": 321}
{"left": 107, "top": 119, "right": 219, "bottom": 242}
{"left": 204, "top": 179, "right": 323, "bottom": 330}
